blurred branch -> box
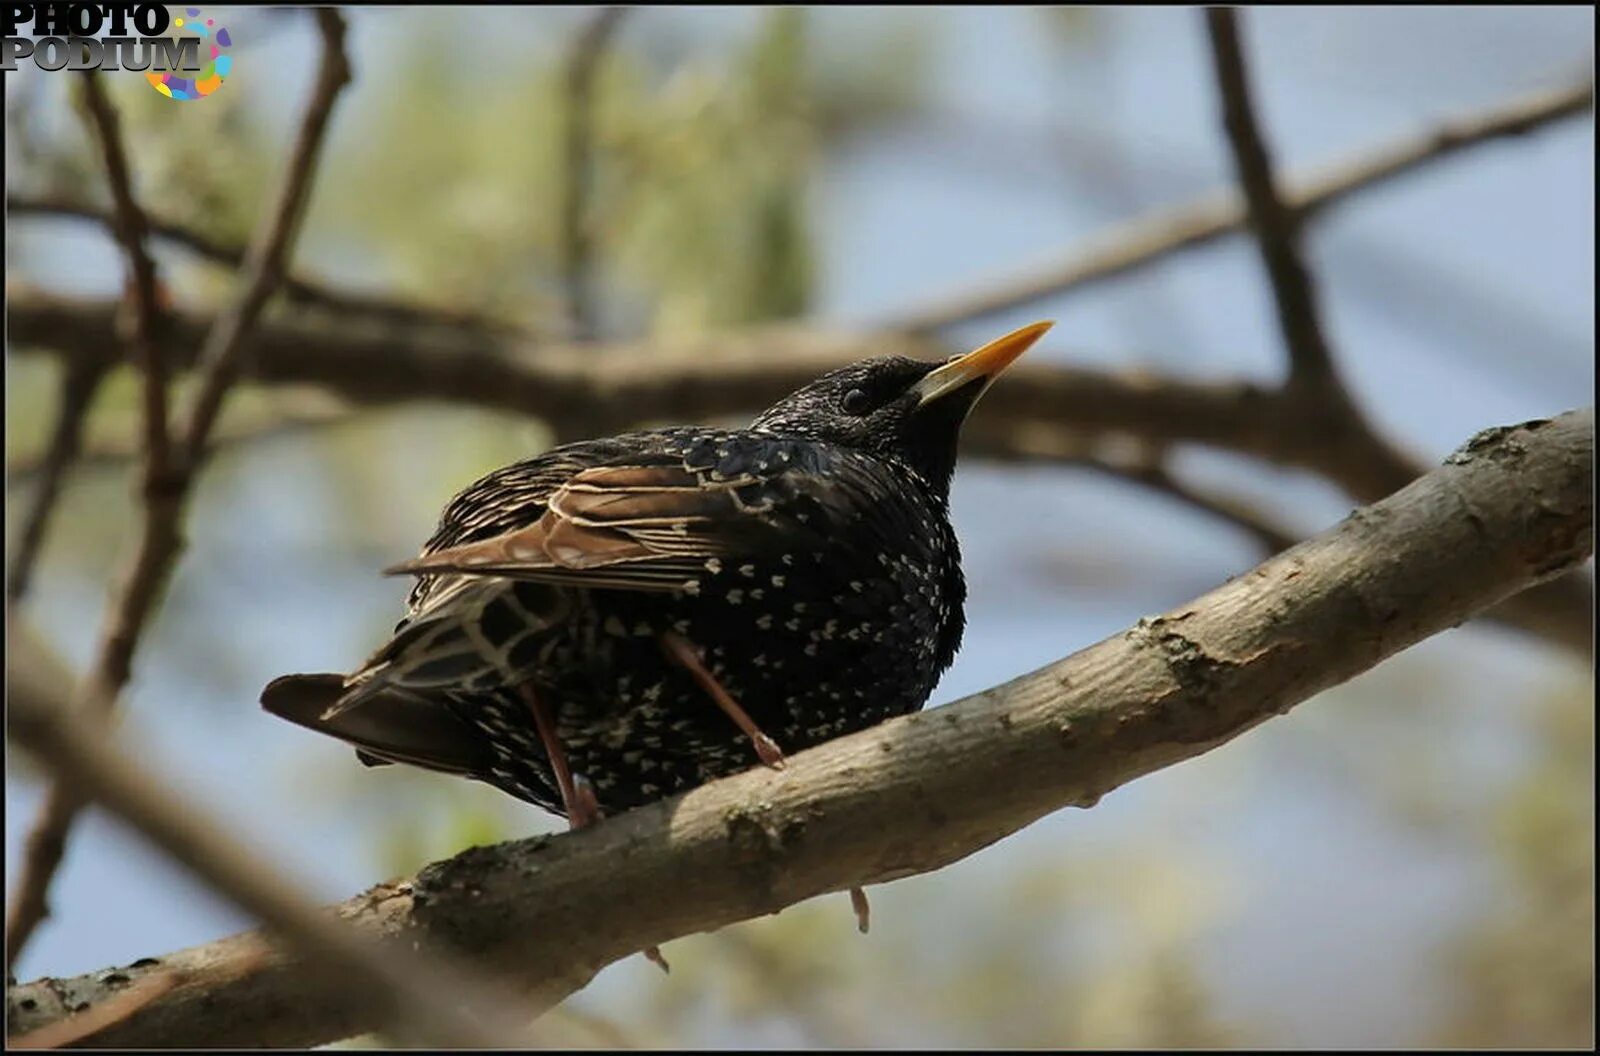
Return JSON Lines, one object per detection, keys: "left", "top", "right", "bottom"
{"left": 6, "top": 395, "right": 351, "bottom": 489}
{"left": 559, "top": 6, "right": 627, "bottom": 340}
{"left": 73, "top": 73, "right": 170, "bottom": 480}
{"left": 4, "top": 10, "right": 354, "bottom": 975}
{"left": 5, "top": 656, "right": 546, "bottom": 1048}
{"left": 1205, "top": 8, "right": 1339, "bottom": 393}
{"left": 3, "top": 68, "right": 176, "bottom": 973}
{"left": 9, "top": 409, "right": 1591, "bottom": 1048}
{"left": 176, "top": 9, "right": 352, "bottom": 461}
{"left": 12, "top": 288, "right": 1587, "bottom": 652}
{"left": 11, "top": 289, "right": 1590, "bottom": 653}
{"left": 6, "top": 192, "right": 517, "bottom": 335}
{"left": 1088, "top": 458, "right": 1297, "bottom": 555}
{"left": 5, "top": 356, "right": 106, "bottom": 603}
{"left": 882, "top": 78, "right": 1592, "bottom": 334}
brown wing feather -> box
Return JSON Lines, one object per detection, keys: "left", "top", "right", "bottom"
{"left": 385, "top": 463, "right": 756, "bottom": 590}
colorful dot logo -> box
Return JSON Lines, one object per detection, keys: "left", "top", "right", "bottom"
{"left": 147, "top": 8, "right": 232, "bottom": 101}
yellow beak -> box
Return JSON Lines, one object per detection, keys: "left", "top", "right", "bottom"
{"left": 913, "top": 320, "right": 1053, "bottom": 407}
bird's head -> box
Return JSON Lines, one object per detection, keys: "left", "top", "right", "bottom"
{"left": 751, "top": 321, "right": 1053, "bottom": 497}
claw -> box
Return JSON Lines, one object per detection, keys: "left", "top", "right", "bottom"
{"left": 849, "top": 885, "right": 870, "bottom": 934}
{"left": 570, "top": 772, "right": 603, "bottom": 830}
{"left": 752, "top": 731, "right": 787, "bottom": 770}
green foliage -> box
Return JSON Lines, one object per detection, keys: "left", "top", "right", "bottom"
{"left": 1430, "top": 681, "right": 1595, "bottom": 1047}
{"left": 615, "top": 851, "right": 1249, "bottom": 1048}
{"left": 311, "top": 9, "right": 924, "bottom": 335}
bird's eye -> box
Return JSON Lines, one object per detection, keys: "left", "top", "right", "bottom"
{"left": 841, "top": 388, "right": 872, "bottom": 415}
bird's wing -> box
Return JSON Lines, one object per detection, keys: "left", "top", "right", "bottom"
{"left": 403, "top": 434, "right": 657, "bottom": 612}
{"left": 386, "top": 438, "right": 891, "bottom": 594}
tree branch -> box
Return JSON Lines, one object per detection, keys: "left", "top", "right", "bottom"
{"left": 6, "top": 193, "right": 517, "bottom": 335}
{"left": 1205, "top": 8, "right": 1339, "bottom": 392}
{"left": 882, "top": 78, "right": 1591, "bottom": 334}
{"left": 8, "top": 408, "right": 1591, "bottom": 1049}
{"left": 3, "top": 10, "right": 354, "bottom": 975}
{"left": 9, "top": 290, "right": 1590, "bottom": 654}
{"left": 3, "top": 68, "right": 178, "bottom": 973}
{"left": 4, "top": 632, "right": 553, "bottom": 1048}
{"left": 4, "top": 356, "right": 107, "bottom": 603}
{"left": 5, "top": 395, "right": 351, "bottom": 488}
{"left": 73, "top": 71, "right": 171, "bottom": 481}
{"left": 558, "top": 6, "right": 627, "bottom": 340}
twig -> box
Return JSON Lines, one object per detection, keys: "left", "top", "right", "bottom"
{"left": 6, "top": 397, "right": 351, "bottom": 488}
{"left": 3, "top": 69, "right": 175, "bottom": 972}
{"left": 4, "top": 10, "right": 355, "bottom": 974}
{"left": 883, "top": 78, "right": 1591, "bottom": 334}
{"left": 1087, "top": 458, "right": 1297, "bottom": 555}
{"left": 559, "top": 6, "right": 627, "bottom": 340}
{"left": 74, "top": 71, "right": 171, "bottom": 491}
{"left": 1204, "top": 8, "right": 1337, "bottom": 391}
{"left": 7, "top": 193, "right": 518, "bottom": 335}
{"left": 5, "top": 357, "right": 107, "bottom": 603}
{"left": 8, "top": 408, "right": 1591, "bottom": 1048}
{"left": 177, "top": 8, "right": 353, "bottom": 463}
{"left": 991, "top": 426, "right": 1299, "bottom": 554}
{"left": 5, "top": 678, "right": 545, "bottom": 1048}
{"left": 1199, "top": 9, "right": 1419, "bottom": 508}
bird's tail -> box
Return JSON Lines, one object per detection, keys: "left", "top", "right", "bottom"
{"left": 261, "top": 672, "right": 491, "bottom": 776}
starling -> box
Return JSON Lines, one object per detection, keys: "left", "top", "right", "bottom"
{"left": 262, "top": 320, "right": 1050, "bottom": 938}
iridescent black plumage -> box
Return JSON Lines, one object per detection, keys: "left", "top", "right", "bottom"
{"left": 262, "top": 322, "right": 1051, "bottom": 821}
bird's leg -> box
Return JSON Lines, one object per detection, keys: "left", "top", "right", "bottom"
{"left": 849, "top": 885, "right": 871, "bottom": 935}
{"left": 659, "top": 630, "right": 785, "bottom": 769}
{"left": 519, "top": 684, "right": 668, "bottom": 972}
{"left": 519, "top": 683, "right": 600, "bottom": 830}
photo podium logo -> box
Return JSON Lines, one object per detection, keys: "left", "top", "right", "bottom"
{"left": 3, "top": 4, "right": 234, "bottom": 100}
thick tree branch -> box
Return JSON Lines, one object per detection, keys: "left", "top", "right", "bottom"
{"left": 3, "top": 11, "right": 353, "bottom": 976}
{"left": 882, "top": 78, "right": 1591, "bottom": 333}
{"left": 4, "top": 635, "right": 551, "bottom": 1048}
{"left": 8, "top": 408, "right": 1591, "bottom": 1049}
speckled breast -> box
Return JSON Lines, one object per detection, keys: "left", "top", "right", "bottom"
{"left": 453, "top": 510, "right": 964, "bottom": 815}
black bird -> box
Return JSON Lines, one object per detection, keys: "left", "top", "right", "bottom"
{"left": 262, "top": 320, "right": 1050, "bottom": 937}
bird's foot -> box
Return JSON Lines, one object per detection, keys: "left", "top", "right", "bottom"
{"left": 568, "top": 772, "right": 603, "bottom": 832}
{"left": 751, "top": 731, "right": 787, "bottom": 770}
{"left": 849, "top": 885, "right": 870, "bottom": 935}
{"left": 561, "top": 772, "right": 665, "bottom": 970}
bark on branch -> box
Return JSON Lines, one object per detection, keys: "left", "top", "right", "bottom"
{"left": 8, "top": 408, "right": 1591, "bottom": 1049}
